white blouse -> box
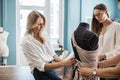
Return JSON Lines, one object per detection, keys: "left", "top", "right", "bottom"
{"left": 21, "top": 31, "right": 56, "bottom": 72}
{"left": 99, "top": 22, "right": 120, "bottom": 59}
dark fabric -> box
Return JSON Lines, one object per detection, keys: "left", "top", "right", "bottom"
{"left": 71, "top": 22, "right": 98, "bottom": 61}
{"left": 100, "top": 78, "right": 120, "bottom": 80}
{"left": 71, "top": 40, "right": 81, "bottom": 61}
{"left": 33, "top": 68, "right": 62, "bottom": 80}
{"left": 106, "top": 78, "right": 120, "bottom": 80}
{"left": 71, "top": 22, "right": 99, "bottom": 79}
{"left": 74, "top": 22, "right": 98, "bottom": 51}
{"left": 72, "top": 66, "right": 78, "bottom": 79}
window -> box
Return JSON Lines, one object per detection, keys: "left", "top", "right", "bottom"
{"left": 17, "top": 0, "right": 64, "bottom": 48}
{"left": 16, "top": 0, "right": 64, "bottom": 65}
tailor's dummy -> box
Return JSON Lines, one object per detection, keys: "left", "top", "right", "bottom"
{"left": 64, "top": 22, "right": 99, "bottom": 80}
{"left": 0, "top": 27, "right": 9, "bottom": 66}
{"left": 72, "top": 22, "right": 98, "bottom": 61}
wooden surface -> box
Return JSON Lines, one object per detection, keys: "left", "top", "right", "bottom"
{"left": 0, "top": 66, "right": 35, "bottom": 80}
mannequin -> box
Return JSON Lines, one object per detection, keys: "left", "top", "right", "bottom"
{"left": 0, "top": 27, "right": 9, "bottom": 66}
{"left": 74, "top": 22, "right": 98, "bottom": 51}
{"left": 72, "top": 22, "right": 98, "bottom": 61}
{"left": 64, "top": 22, "right": 99, "bottom": 80}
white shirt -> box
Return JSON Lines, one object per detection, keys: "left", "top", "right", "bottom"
{"left": 99, "top": 22, "right": 120, "bottom": 59}
{"left": 21, "top": 31, "right": 56, "bottom": 72}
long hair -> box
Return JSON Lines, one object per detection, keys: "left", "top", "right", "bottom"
{"left": 25, "top": 10, "right": 46, "bottom": 34}
{"left": 91, "top": 3, "right": 109, "bottom": 35}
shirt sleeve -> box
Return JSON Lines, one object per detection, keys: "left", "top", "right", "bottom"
{"left": 48, "top": 41, "right": 56, "bottom": 56}
{"left": 22, "top": 41, "right": 46, "bottom": 72}
{"left": 105, "top": 23, "right": 120, "bottom": 59}
{"left": 43, "top": 31, "right": 56, "bottom": 56}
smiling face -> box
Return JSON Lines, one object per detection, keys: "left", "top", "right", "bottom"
{"left": 91, "top": 4, "right": 110, "bottom": 35}
{"left": 26, "top": 11, "right": 46, "bottom": 35}
{"left": 93, "top": 9, "right": 108, "bottom": 23}
{"left": 32, "top": 17, "right": 45, "bottom": 35}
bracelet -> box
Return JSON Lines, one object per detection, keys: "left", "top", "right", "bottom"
{"left": 105, "top": 53, "right": 108, "bottom": 59}
{"left": 92, "top": 69, "right": 97, "bottom": 77}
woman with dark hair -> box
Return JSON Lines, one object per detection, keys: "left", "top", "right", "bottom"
{"left": 78, "top": 3, "right": 120, "bottom": 79}
{"left": 92, "top": 3, "right": 120, "bottom": 80}
{"left": 91, "top": 3, "right": 120, "bottom": 62}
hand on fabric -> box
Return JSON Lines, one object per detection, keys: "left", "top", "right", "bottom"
{"left": 98, "top": 61, "right": 104, "bottom": 68}
{"left": 62, "top": 58, "right": 76, "bottom": 67}
{"left": 77, "top": 67, "right": 93, "bottom": 77}
{"left": 53, "top": 55, "right": 62, "bottom": 62}
{"left": 98, "top": 54, "right": 106, "bottom": 61}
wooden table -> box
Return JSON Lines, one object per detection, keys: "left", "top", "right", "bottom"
{"left": 0, "top": 66, "right": 35, "bottom": 80}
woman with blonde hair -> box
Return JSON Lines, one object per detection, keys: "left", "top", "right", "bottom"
{"left": 22, "top": 10, "right": 76, "bottom": 80}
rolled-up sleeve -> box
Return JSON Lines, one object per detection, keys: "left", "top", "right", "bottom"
{"left": 43, "top": 32, "right": 56, "bottom": 56}
{"left": 22, "top": 41, "right": 46, "bottom": 72}
{"left": 47, "top": 41, "right": 56, "bottom": 56}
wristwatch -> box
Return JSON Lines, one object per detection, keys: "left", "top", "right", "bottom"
{"left": 92, "top": 69, "right": 97, "bottom": 76}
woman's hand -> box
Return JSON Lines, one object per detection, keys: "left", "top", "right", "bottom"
{"left": 98, "top": 54, "right": 106, "bottom": 61}
{"left": 77, "top": 67, "right": 93, "bottom": 77}
{"left": 98, "top": 61, "right": 104, "bottom": 68}
{"left": 53, "top": 55, "right": 62, "bottom": 62}
{"left": 62, "top": 58, "right": 76, "bottom": 67}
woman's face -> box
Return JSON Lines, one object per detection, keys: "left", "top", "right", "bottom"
{"left": 32, "top": 17, "right": 45, "bottom": 35}
{"left": 93, "top": 9, "right": 108, "bottom": 23}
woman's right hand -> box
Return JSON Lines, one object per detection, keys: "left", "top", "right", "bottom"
{"left": 98, "top": 54, "right": 106, "bottom": 61}
{"left": 62, "top": 58, "right": 76, "bottom": 67}
{"left": 98, "top": 61, "right": 104, "bottom": 68}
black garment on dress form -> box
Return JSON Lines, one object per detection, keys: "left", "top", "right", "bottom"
{"left": 71, "top": 22, "right": 99, "bottom": 79}
{"left": 72, "top": 22, "right": 98, "bottom": 61}
{"left": 73, "top": 22, "right": 98, "bottom": 51}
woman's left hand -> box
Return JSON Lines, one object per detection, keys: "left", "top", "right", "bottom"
{"left": 77, "top": 67, "right": 93, "bottom": 77}
{"left": 53, "top": 55, "right": 62, "bottom": 62}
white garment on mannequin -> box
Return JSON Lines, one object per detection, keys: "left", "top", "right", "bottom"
{"left": 0, "top": 30, "right": 9, "bottom": 57}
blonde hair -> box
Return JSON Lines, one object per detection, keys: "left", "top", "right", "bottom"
{"left": 25, "top": 10, "right": 46, "bottom": 34}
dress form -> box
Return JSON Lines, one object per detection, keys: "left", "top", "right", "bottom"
{"left": 69, "top": 22, "right": 99, "bottom": 80}
{"left": 72, "top": 22, "right": 98, "bottom": 61}
{"left": 0, "top": 27, "right": 9, "bottom": 66}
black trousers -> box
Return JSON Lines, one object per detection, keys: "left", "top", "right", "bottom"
{"left": 100, "top": 78, "right": 120, "bottom": 80}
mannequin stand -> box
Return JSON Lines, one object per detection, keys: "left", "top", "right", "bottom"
{"left": 1, "top": 57, "right": 7, "bottom": 66}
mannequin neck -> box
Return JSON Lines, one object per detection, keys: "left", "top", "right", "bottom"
{"left": 79, "top": 26, "right": 89, "bottom": 29}
{"left": 76, "top": 22, "right": 90, "bottom": 31}
{"left": 0, "top": 27, "right": 4, "bottom": 33}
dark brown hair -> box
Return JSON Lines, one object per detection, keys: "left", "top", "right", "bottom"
{"left": 91, "top": 3, "right": 109, "bottom": 35}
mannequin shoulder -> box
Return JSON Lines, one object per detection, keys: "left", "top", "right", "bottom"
{"left": 86, "top": 31, "right": 98, "bottom": 39}
{"left": 4, "top": 31, "right": 9, "bottom": 34}
{"left": 0, "top": 31, "right": 9, "bottom": 36}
